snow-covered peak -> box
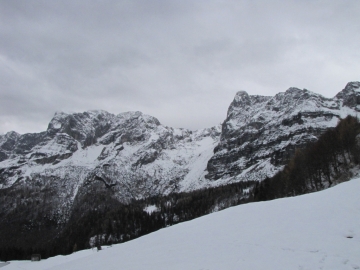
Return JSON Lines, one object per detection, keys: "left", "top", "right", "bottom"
{"left": 334, "top": 81, "right": 360, "bottom": 108}
{"left": 0, "top": 131, "right": 19, "bottom": 151}
{"left": 336, "top": 82, "right": 360, "bottom": 96}
{"left": 45, "top": 110, "right": 116, "bottom": 147}
{"left": 4, "top": 131, "right": 20, "bottom": 139}
{"left": 336, "top": 81, "right": 360, "bottom": 96}
{"left": 117, "top": 111, "right": 142, "bottom": 119}
{"left": 86, "top": 109, "right": 111, "bottom": 116}
{"left": 284, "top": 86, "right": 304, "bottom": 94}
{"left": 344, "top": 81, "right": 360, "bottom": 91}
{"left": 226, "top": 85, "right": 336, "bottom": 130}
{"left": 207, "top": 82, "right": 360, "bottom": 181}
{"left": 191, "top": 125, "right": 222, "bottom": 141}
{"left": 234, "top": 90, "right": 249, "bottom": 99}
{"left": 116, "top": 111, "right": 161, "bottom": 127}
{"left": 230, "top": 90, "right": 251, "bottom": 110}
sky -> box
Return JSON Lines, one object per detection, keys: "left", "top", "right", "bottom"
{"left": 0, "top": 0, "right": 359, "bottom": 134}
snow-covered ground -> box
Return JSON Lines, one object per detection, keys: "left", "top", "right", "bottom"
{"left": 3, "top": 178, "right": 360, "bottom": 270}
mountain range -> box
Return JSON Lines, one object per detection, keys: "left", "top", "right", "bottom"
{"left": 0, "top": 81, "right": 359, "bottom": 251}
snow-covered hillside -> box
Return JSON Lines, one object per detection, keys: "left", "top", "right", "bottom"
{"left": 3, "top": 178, "right": 360, "bottom": 270}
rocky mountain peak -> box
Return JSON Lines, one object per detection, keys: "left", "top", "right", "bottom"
{"left": 47, "top": 110, "right": 114, "bottom": 147}
{"left": 335, "top": 81, "right": 360, "bottom": 108}
{"left": 3, "top": 131, "right": 20, "bottom": 140}
{"left": 231, "top": 90, "right": 251, "bottom": 108}
{"left": 206, "top": 82, "right": 360, "bottom": 181}
{"left": 227, "top": 91, "right": 271, "bottom": 120}
{"left": 235, "top": 90, "right": 249, "bottom": 97}
{"left": 284, "top": 87, "right": 304, "bottom": 94}
{"left": 115, "top": 111, "right": 161, "bottom": 128}
{"left": 0, "top": 131, "right": 21, "bottom": 161}
{"left": 344, "top": 81, "right": 360, "bottom": 91}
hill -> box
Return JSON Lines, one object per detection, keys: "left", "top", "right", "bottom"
{"left": 3, "top": 177, "right": 360, "bottom": 270}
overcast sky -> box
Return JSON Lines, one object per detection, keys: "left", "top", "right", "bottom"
{"left": 0, "top": 0, "right": 359, "bottom": 134}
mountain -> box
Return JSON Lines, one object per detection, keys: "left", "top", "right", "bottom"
{"left": 206, "top": 81, "right": 360, "bottom": 182}
{"left": 4, "top": 177, "right": 360, "bottom": 270}
{"left": 0, "top": 81, "right": 359, "bottom": 251}
{"left": 0, "top": 110, "right": 221, "bottom": 193}
{"left": 0, "top": 110, "right": 221, "bottom": 226}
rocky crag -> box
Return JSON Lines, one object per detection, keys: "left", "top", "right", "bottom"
{"left": 206, "top": 81, "right": 360, "bottom": 183}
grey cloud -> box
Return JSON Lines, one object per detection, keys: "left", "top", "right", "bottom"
{"left": 0, "top": 0, "right": 359, "bottom": 134}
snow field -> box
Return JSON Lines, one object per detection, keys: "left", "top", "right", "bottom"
{"left": 3, "top": 178, "right": 360, "bottom": 270}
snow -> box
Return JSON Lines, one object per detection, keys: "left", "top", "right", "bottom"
{"left": 53, "top": 122, "right": 61, "bottom": 129}
{"left": 2, "top": 249, "right": 100, "bottom": 270}
{"left": 180, "top": 137, "right": 217, "bottom": 191}
{"left": 172, "top": 128, "right": 183, "bottom": 138}
{"left": 4, "top": 178, "right": 360, "bottom": 270}
{"left": 143, "top": 205, "right": 158, "bottom": 214}
{"left": 70, "top": 144, "right": 104, "bottom": 166}
{"left": 0, "top": 262, "right": 9, "bottom": 268}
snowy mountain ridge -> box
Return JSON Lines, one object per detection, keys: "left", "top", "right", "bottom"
{"left": 0, "top": 81, "right": 360, "bottom": 223}
{"left": 206, "top": 81, "right": 360, "bottom": 182}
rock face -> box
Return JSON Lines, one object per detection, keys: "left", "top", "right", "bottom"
{"left": 206, "top": 81, "right": 360, "bottom": 182}
{"left": 0, "top": 81, "right": 359, "bottom": 224}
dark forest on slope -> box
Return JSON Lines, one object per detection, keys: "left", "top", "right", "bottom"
{"left": 1, "top": 116, "right": 360, "bottom": 261}
{"left": 0, "top": 179, "right": 255, "bottom": 261}
{"left": 253, "top": 115, "right": 360, "bottom": 200}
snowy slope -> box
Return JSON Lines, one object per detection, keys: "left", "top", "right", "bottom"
{"left": 4, "top": 178, "right": 360, "bottom": 270}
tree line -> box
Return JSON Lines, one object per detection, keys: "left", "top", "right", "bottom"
{"left": 0, "top": 179, "right": 255, "bottom": 261}
{"left": 253, "top": 115, "right": 360, "bottom": 201}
